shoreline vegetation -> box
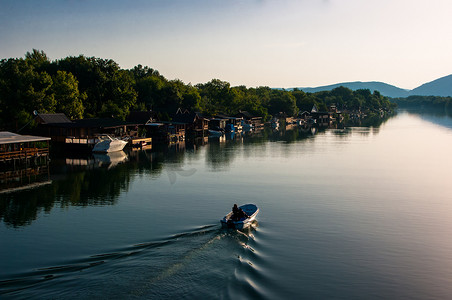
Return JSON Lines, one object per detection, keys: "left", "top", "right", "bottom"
{"left": 1, "top": 49, "right": 397, "bottom": 132}
{"left": 392, "top": 96, "right": 452, "bottom": 115}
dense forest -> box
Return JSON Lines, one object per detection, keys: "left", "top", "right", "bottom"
{"left": 392, "top": 96, "right": 452, "bottom": 112}
{"left": 0, "top": 50, "right": 396, "bottom": 131}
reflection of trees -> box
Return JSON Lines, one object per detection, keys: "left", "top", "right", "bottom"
{"left": 205, "top": 138, "right": 239, "bottom": 171}
{"left": 0, "top": 165, "right": 132, "bottom": 227}
{"left": 56, "top": 167, "right": 130, "bottom": 206}
{"left": 0, "top": 115, "right": 396, "bottom": 227}
{"left": 0, "top": 150, "right": 167, "bottom": 228}
{"left": 267, "top": 126, "right": 321, "bottom": 143}
{"left": 204, "top": 127, "right": 319, "bottom": 171}
{"left": 404, "top": 108, "right": 452, "bottom": 130}
{"left": 345, "top": 112, "right": 394, "bottom": 128}
{"left": 0, "top": 184, "right": 58, "bottom": 227}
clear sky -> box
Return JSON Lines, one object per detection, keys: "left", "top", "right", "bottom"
{"left": 1, "top": 0, "right": 451, "bottom": 90}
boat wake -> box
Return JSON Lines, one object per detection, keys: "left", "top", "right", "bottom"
{"left": 0, "top": 222, "right": 273, "bottom": 299}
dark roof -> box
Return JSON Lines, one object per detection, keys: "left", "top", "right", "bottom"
{"left": 215, "top": 114, "right": 242, "bottom": 120}
{"left": 235, "top": 111, "right": 262, "bottom": 119}
{"left": 42, "top": 118, "right": 134, "bottom": 128}
{"left": 159, "top": 121, "right": 188, "bottom": 125}
{"left": 127, "top": 111, "right": 155, "bottom": 124}
{"left": 310, "top": 111, "right": 332, "bottom": 116}
{"left": 37, "top": 113, "right": 72, "bottom": 124}
{"left": 172, "top": 112, "right": 202, "bottom": 124}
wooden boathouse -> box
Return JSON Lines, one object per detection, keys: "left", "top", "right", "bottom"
{"left": 0, "top": 131, "right": 50, "bottom": 167}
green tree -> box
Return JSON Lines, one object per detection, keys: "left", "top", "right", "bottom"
{"left": 196, "top": 79, "right": 233, "bottom": 114}
{"left": 268, "top": 90, "right": 298, "bottom": 116}
{"left": 56, "top": 56, "right": 121, "bottom": 117}
{"left": 182, "top": 85, "right": 202, "bottom": 112}
{"left": 0, "top": 57, "right": 55, "bottom": 130}
{"left": 25, "top": 49, "right": 50, "bottom": 71}
{"left": 51, "top": 70, "right": 85, "bottom": 119}
{"left": 104, "top": 69, "right": 137, "bottom": 120}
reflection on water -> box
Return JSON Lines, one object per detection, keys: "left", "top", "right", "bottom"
{"left": 5, "top": 112, "right": 452, "bottom": 299}
{"left": 0, "top": 165, "right": 51, "bottom": 195}
{"left": 65, "top": 150, "right": 128, "bottom": 169}
{"left": 0, "top": 118, "right": 393, "bottom": 229}
{"left": 93, "top": 150, "right": 128, "bottom": 169}
{"left": 0, "top": 222, "right": 262, "bottom": 298}
{"left": 403, "top": 108, "right": 452, "bottom": 129}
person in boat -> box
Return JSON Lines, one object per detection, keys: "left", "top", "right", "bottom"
{"left": 231, "top": 204, "right": 249, "bottom": 221}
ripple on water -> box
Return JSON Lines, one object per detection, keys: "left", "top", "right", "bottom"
{"left": 0, "top": 223, "right": 282, "bottom": 299}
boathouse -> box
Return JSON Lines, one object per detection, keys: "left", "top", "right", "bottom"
{"left": 215, "top": 114, "right": 243, "bottom": 131}
{"left": 235, "top": 111, "right": 263, "bottom": 128}
{"left": 306, "top": 105, "right": 333, "bottom": 127}
{"left": 0, "top": 131, "right": 50, "bottom": 166}
{"left": 172, "top": 110, "right": 209, "bottom": 137}
{"left": 36, "top": 113, "right": 140, "bottom": 150}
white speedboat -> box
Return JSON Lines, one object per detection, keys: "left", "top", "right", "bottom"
{"left": 92, "top": 135, "right": 128, "bottom": 153}
{"left": 221, "top": 204, "right": 259, "bottom": 230}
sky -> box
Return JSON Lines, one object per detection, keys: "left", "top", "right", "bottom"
{"left": 1, "top": 0, "right": 452, "bottom": 90}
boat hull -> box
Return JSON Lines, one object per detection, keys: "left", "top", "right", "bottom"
{"left": 220, "top": 204, "right": 259, "bottom": 230}
{"left": 92, "top": 139, "right": 127, "bottom": 153}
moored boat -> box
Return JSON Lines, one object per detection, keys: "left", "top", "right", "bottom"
{"left": 92, "top": 135, "right": 128, "bottom": 153}
{"left": 220, "top": 204, "right": 259, "bottom": 229}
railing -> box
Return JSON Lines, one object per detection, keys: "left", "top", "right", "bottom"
{"left": 0, "top": 148, "right": 49, "bottom": 161}
{"left": 65, "top": 137, "right": 98, "bottom": 145}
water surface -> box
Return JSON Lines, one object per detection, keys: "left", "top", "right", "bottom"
{"left": 1, "top": 111, "right": 452, "bottom": 299}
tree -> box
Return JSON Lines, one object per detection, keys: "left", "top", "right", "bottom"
{"left": 56, "top": 56, "right": 121, "bottom": 117}
{"left": 25, "top": 49, "right": 50, "bottom": 71}
{"left": 268, "top": 90, "right": 298, "bottom": 116}
{"left": 196, "top": 79, "right": 233, "bottom": 114}
{"left": 0, "top": 57, "right": 55, "bottom": 130}
{"left": 102, "top": 69, "right": 137, "bottom": 120}
{"left": 51, "top": 70, "right": 85, "bottom": 119}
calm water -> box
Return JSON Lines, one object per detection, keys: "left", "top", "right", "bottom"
{"left": 1, "top": 111, "right": 452, "bottom": 299}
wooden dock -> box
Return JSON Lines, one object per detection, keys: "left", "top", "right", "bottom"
{"left": 129, "top": 137, "right": 152, "bottom": 150}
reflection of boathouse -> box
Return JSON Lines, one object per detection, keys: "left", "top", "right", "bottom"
{"left": 0, "top": 131, "right": 51, "bottom": 193}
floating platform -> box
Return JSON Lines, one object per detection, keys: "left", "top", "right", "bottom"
{"left": 129, "top": 137, "right": 152, "bottom": 150}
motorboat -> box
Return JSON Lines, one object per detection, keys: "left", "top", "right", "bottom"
{"left": 221, "top": 204, "right": 259, "bottom": 230}
{"left": 92, "top": 135, "right": 128, "bottom": 153}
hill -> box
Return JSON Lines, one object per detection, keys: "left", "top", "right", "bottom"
{"left": 409, "top": 74, "right": 452, "bottom": 97}
{"left": 292, "top": 74, "right": 452, "bottom": 98}
{"left": 297, "top": 81, "right": 409, "bottom": 98}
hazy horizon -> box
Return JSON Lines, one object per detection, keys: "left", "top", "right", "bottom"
{"left": 1, "top": 0, "right": 452, "bottom": 90}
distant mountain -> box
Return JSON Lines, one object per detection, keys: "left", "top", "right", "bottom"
{"left": 297, "top": 81, "right": 410, "bottom": 98}
{"left": 293, "top": 74, "right": 452, "bottom": 98}
{"left": 409, "top": 74, "right": 452, "bottom": 97}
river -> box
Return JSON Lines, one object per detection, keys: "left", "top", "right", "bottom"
{"left": 1, "top": 110, "right": 452, "bottom": 299}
